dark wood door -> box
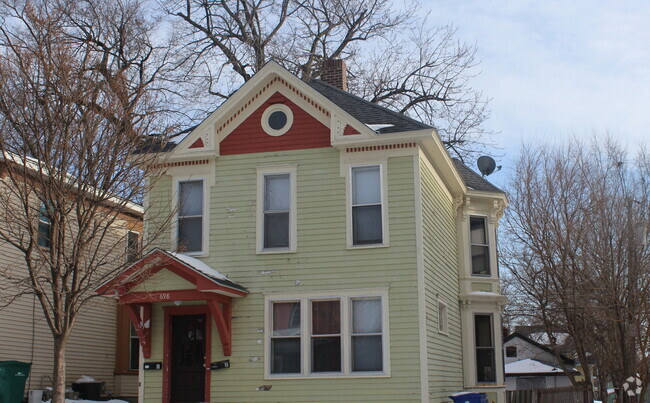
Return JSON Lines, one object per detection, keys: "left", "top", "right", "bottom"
{"left": 170, "top": 314, "right": 206, "bottom": 403}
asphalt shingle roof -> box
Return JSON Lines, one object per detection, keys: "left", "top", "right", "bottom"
{"left": 452, "top": 158, "right": 504, "bottom": 193}
{"left": 307, "top": 80, "right": 433, "bottom": 134}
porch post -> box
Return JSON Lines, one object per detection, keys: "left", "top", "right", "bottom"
{"left": 207, "top": 298, "right": 233, "bottom": 356}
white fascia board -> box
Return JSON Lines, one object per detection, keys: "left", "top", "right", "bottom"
{"left": 419, "top": 135, "right": 467, "bottom": 197}
{"left": 467, "top": 189, "right": 508, "bottom": 205}
{"left": 331, "top": 129, "right": 434, "bottom": 147}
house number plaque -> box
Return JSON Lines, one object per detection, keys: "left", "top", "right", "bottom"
{"left": 210, "top": 360, "right": 230, "bottom": 370}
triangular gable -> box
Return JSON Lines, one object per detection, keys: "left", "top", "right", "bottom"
{"left": 170, "top": 62, "right": 377, "bottom": 159}
{"left": 96, "top": 248, "right": 247, "bottom": 298}
{"left": 130, "top": 268, "right": 195, "bottom": 292}
{"left": 219, "top": 91, "right": 330, "bottom": 155}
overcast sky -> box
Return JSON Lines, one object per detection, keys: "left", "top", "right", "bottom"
{"left": 423, "top": 0, "right": 650, "bottom": 187}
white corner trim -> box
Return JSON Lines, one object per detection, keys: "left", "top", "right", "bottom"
{"left": 413, "top": 155, "right": 430, "bottom": 402}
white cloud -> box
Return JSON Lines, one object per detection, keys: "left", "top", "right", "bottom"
{"left": 425, "top": 0, "right": 650, "bottom": 152}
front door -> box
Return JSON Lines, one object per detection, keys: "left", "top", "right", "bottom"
{"left": 170, "top": 314, "right": 206, "bottom": 403}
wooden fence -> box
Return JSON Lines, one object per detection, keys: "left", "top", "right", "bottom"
{"left": 506, "top": 386, "right": 593, "bottom": 403}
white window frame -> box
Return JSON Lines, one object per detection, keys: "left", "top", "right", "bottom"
{"left": 438, "top": 297, "right": 448, "bottom": 335}
{"left": 346, "top": 163, "right": 389, "bottom": 249}
{"left": 172, "top": 177, "right": 208, "bottom": 256}
{"left": 256, "top": 165, "right": 297, "bottom": 254}
{"left": 261, "top": 104, "right": 294, "bottom": 137}
{"left": 469, "top": 215, "right": 491, "bottom": 276}
{"left": 474, "top": 313, "right": 497, "bottom": 384}
{"left": 264, "top": 288, "right": 390, "bottom": 379}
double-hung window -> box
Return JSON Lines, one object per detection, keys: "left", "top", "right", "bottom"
{"left": 271, "top": 302, "right": 301, "bottom": 374}
{"left": 37, "top": 202, "right": 51, "bottom": 248}
{"left": 470, "top": 216, "right": 490, "bottom": 275}
{"left": 264, "top": 174, "right": 290, "bottom": 249}
{"left": 257, "top": 166, "right": 296, "bottom": 253}
{"left": 267, "top": 291, "right": 388, "bottom": 377}
{"left": 351, "top": 165, "right": 384, "bottom": 246}
{"left": 474, "top": 314, "right": 496, "bottom": 383}
{"left": 177, "top": 180, "right": 204, "bottom": 253}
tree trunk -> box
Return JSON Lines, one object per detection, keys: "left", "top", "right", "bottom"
{"left": 52, "top": 335, "right": 67, "bottom": 403}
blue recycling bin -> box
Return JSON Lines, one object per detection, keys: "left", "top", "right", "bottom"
{"left": 449, "top": 392, "right": 488, "bottom": 403}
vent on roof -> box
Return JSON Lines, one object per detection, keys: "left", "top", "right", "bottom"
{"left": 321, "top": 59, "right": 348, "bottom": 91}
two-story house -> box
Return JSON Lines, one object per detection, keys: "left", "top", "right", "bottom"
{"left": 98, "top": 60, "right": 507, "bottom": 403}
{"left": 0, "top": 153, "right": 142, "bottom": 400}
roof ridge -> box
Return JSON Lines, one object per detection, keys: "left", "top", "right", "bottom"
{"left": 308, "top": 79, "right": 432, "bottom": 130}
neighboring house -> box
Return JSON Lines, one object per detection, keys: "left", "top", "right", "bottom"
{"left": 98, "top": 60, "right": 508, "bottom": 403}
{"left": 504, "top": 359, "right": 577, "bottom": 390}
{"left": 0, "top": 155, "right": 142, "bottom": 399}
{"left": 504, "top": 332, "right": 577, "bottom": 391}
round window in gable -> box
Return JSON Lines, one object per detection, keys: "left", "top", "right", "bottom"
{"left": 261, "top": 104, "right": 293, "bottom": 136}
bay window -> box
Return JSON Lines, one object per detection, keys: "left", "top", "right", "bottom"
{"left": 470, "top": 216, "right": 490, "bottom": 275}
{"left": 475, "top": 314, "right": 496, "bottom": 383}
{"left": 177, "top": 180, "right": 204, "bottom": 253}
{"left": 267, "top": 291, "right": 388, "bottom": 377}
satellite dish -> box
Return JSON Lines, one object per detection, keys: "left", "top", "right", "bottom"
{"left": 477, "top": 156, "right": 497, "bottom": 177}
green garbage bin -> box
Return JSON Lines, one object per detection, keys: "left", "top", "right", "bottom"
{"left": 0, "top": 361, "right": 31, "bottom": 403}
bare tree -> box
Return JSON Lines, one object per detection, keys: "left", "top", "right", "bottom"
{"left": 502, "top": 137, "right": 650, "bottom": 402}
{"left": 161, "top": 0, "right": 492, "bottom": 159}
{"left": 0, "top": 0, "right": 176, "bottom": 401}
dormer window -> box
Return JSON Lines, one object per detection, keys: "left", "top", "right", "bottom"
{"left": 261, "top": 104, "right": 293, "bottom": 136}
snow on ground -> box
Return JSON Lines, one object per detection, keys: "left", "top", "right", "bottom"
{"left": 43, "top": 400, "right": 128, "bottom": 403}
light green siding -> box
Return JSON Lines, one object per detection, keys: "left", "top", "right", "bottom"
{"left": 144, "top": 148, "right": 423, "bottom": 402}
{"left": 419, "top": 156, "right": 464, "bottom": 400}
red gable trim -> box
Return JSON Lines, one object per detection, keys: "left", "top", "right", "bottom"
{"left": 343, "top": 124, "right": 360, "bottom": 135}
{"left": 345, "top": 142, "right": 417, "bottom": 153}
{"left": 149, "top": 159, "right": 210, "bottom": 170}
{"left": 95, "top": 249, "right": 247, "bottom": 297}
{"left": 219, "top": 91, "right": 330, "bottom": 155}
{"left": 215, "top": 77, "right": 330, "bottom": 136}
{"left": 188, "top": 138, "right": 204, "bottom": 149}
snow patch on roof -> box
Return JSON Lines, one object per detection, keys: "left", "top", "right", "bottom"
{"left": 505, "top": 358, "right": 569, "bottom": 374}
{"left": 168, "top": 251, "right": 229, "bottom": 281}
{"left": 366, "top": 123, "right": 395, "bottom": 131}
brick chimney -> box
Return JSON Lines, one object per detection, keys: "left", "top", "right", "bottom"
{"left": 321, "top": 59, "right": 348, "bottom": 92}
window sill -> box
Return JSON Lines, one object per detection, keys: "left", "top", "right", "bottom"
{"left": 257, "top": 248, "right": 296, "bottom": 255}
{"left": 347, "top": 243, "right": 389, "bottom": 250}
{"left": 265, "top": 372, "right": 390, "bottom": 380}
